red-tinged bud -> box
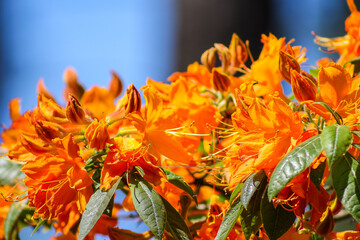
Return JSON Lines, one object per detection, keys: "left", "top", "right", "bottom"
{"left": 315, "top": 207, "right": 334, "bottom": 236}
{"left": 229, "top": 33, "right": 248, "bottom": 67}
{"left": 37, "top": 95, "right": 68, "bottom": 124}
{"left": 279, "top": 50, "right": 301, "bottom": 83}
{"left": 212, "top": 69, "right": 231, "bottom": 92}
{"left": 108, "top": 70, "right": 123, "bottom": 98}
{"left": 63, "top": 67, "right": 85, "bottom": 100}
{"left": 116, "top": 84, "right": 141, "bottom": 114}
{"left": 37, "top": 79, "right": 55, "bottom": 101}
{"left": 66, "top": 94, "right": 86, "bottom": 124}
{"left": 290, "top": 70, "right": 317, "bottom": 102}
{"left": 201, "top": 47, "right": 217, "bottom": 72}
{"left": 214, "top": 43, "right": 232, "bottom": 72}
{"left": 20, "top": 131, "right": 55, "bottom": 155}
{"left": 85, "top": 119, "right": 109, "bottom": 150}
{"left": 34, "top": 120, "right": 65, "bottom": 141}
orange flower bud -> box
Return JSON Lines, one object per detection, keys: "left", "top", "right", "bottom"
{"left": 37, "top": 79, "right": 55, "bottom": 101}
{"left": 211, "top": 69, "right": 230, "bottom": 92}
{"left": 66, "top": 94, "right": 86, "bottom": 124}
{"left": 20, "top": 131, "right": 55, "bottom": 155}
{"left": 85, "top": 119, "right": 109, "bottom": 150}
{"left": 120, "top": 84, "right": 141, "bottom": 114}
{"left": 315, "top": 207, "right": 334, "bottom": 236}
{"left": 109, "top": 70, "right": 123, "bottom": 98}
{"left": 279, "top": 50, "right": 301, "bottom": 83}
{"left": 63, "top": 67, "right": 85, "bottom": 100}
{"left": 37, "top": 95, "right": 68, "bottom": 124}
{"left": 229, "top": 33, "right": 247, "bottom": 67}
{"left": 201, "top": 47, "right": 217, "bottom": 72}
{"left": 34, "top": 119, "right": 65, "bottom": 141}
{"left": 214, "top": 43, "right": 232, "bottom": 72}
{"left": 290, "top": 70, "right": 317, "bottom": 102}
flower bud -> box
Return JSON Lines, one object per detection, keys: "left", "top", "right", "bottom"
{"left": 109, "top": 70, "right": 123, "bottom": 98}
{"left": 37, "top": 79, "right": 55, "bottom": 101}
{"left": 279, "top": 50, "right": 301, "bottom": 83}
{"left": 20, "top": 131, "right": 55, "bottom": 155}
{"left": 34, "top": 119, "right": 65, "bottom": 141}
{"left": 290, "top": 70, "right": 317, "bottom": 102}
{"left": 201, "top": 47, "right": 217, "bottom": 72}
{"left": 315, "top": 207, "right": 334, "bottom": 236}
{"left": 124, "top": 84, "right": 141, "bottom": 114}
{"left": 66, "top": 94, "right": 86, "bottom": 124}
{"left": 211, "top": 69, "right": 230, "bottom": 92}
{"left": 214, "top": 43, "right": 232, "bottom": 72}
{"left": 37, "top": 95, "right": 67, "bottom": 123}
{"left": 229, "top": 33, "right": 247, "bottom": 67}
{"left": 85, "top": 119, "right": 110, "bottom": 150}
{"left": 63, "top": 67, "right": 85, "bottom": 100}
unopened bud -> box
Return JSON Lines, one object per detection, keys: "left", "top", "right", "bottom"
{"left": 20, "top": 131, "right": 55, "bottom": 155}
{"left": 201, "top": 47, "right": 217, "bottom": 72}
{"left": 279, "top": 50, "right": 301, "bottom": 83}
{"left": 212, "top": 69, "right": 231, "bottom": 92}
{"left": 37, "top": 79, "right": 55, "bottom": 101}
{"left": 63, "top": 67, "right": 85, "bottom": 100}
{"left": 124, "top": 84, "right": 141, "bottom": 114}
{"left": 66, "top": 94, "right": 86, "bottom": 124}
{"left": 290, "top": 70, "right": 317, "bottom": 102}
{"left": 229, "top": 33, "right": 248, "bottom": 67}
{"left": 109, "top": 70, "right": 123, "bottom": 98}
{"left": 34, "top": 119, "right": 65, "bottom": 141}
{"left": 315, "top": 207, "right": 334, "bottom": 236}
{"left": 85, "top": 119, "right": 109, "bottom": 150}
{"left": 214, "top": 43, "right": 232, "bottom": 72}
{"left": 37, "top": 95, "right": 67, "bottom": 123}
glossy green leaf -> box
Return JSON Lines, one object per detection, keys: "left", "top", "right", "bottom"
{"left": 163, "top": 169, "right": 197, "bottom": 204}
{"left": 321, "top": 124, "right": 352, "bottom": 168}
{"left": 261, "top": 188, "right": 296, "bottom": 240}
{"left": 241, "top": 170, "right": 266, "bottom": 210}
{"left": 331, "top": 153, "right": 360, "bottom": 222}
{"left": 129, "top": 174, "right": 166, "bottom": 240}
{"left": 214, "top": 196, "right": 243, "bottom": 240}
{"left": 4, "top": 200, "right": 27, "bottom": 240}
{"left": 268, "top": 135, "right": 322, "bottom": 200}
{"left": 162, "top": 196, "right": 193, "bottom": 240}
{"left": 31, "top": 219, "right": 46, "bottom": 237}
{"left": 0, "top": 156, "right": 24, "bottom": 186}
{"left": 78, "top": 177, "right": 122, "bottom": 240}
{"left": 310, "top": 161, "right": 326, "bottom": 190}
{"left": 240, "top": 170, "right": 267, "bottom": 240}
{"left": 229, "top": 182, "right": 243, "bottom": 205}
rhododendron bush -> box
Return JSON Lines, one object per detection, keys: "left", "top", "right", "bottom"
{"left": 3, "top": 1, "right": 360, "bottom": 240}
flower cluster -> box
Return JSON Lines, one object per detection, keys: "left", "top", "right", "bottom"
{"left": 2, "top": 1, "right": 360, "bottom": 240}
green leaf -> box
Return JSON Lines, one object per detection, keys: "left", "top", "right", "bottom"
{"left": 352, "top": 130, "right": 360, "bottom": 138}
{"left": 129, "top": 174, "right": 166, "bottom": 240}
{"left": 31, "top": 219, "right": 46, "bottom": 237}
{"left": 78, "top": 177, "right": 122, "bottom": 240}
{"left": 310, "top": 161, "right": 326, "bottom": 190}
{"left": 0, "top": 156, "right": 24, "bottom": 186}
{"left": 268, "top": 135, "right": 322, "bottom": 200}
{"left": 321, "top": 124, "right": 352, "bottom": 168}
{"left": 309, "top": 69, "right": 319, "bottom": 77}
{"left": 241, "top": 170, "right": 266, "bottom": 210}
{"left": 135, "top": 166, "right": 145, "bottom": 177}
{"left": 229, "top": 182, "right": 243, "bottom": 205}
{"left": 309, "top": 102, "right": 343, "bottom": 125}
{"left": 311, "top": 233, "right": 324, "bottom": 240}
{"left": 214, "top": 196, "right": 243, "bottom": 240}
{"left": 4, "top": 200, "right": 27, "bottom": 240}
{"left": 331, "top": 153, "right": 360, "bottom": 222}
{"left": 240, "top": 170, "right": 267, "bottom": 240}
{"left": 162, "top": 196, "right": 193, "bottom": 240}
{"left": 163, "top": 169, "right": 197, "bottom": 204}
{"left": 261, "top": 188, "right": 296, "bottom": 240}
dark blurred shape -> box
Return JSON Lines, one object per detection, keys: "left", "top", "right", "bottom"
{"left": 176, "top": 0, "right": 269, "bottom": 71}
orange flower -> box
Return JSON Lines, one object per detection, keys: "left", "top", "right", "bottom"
{"left": 85, "top": 119, "right": 110, "bottom": 150}
{"left": 22, "top": 135, "right": 93, "bottom": 220}
{"left": 100, "top": 136, "right": 165, "bottom": 190}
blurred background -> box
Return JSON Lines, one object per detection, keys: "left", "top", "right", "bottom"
{"left": 0, "top": 0, "right": 353, "bottom": 239}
